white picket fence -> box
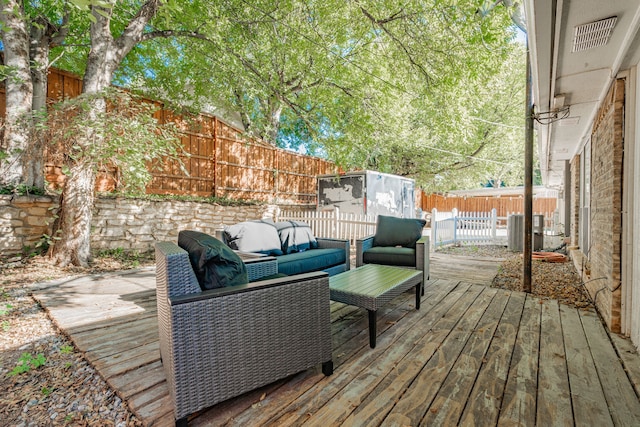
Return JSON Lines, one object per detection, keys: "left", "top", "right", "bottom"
{"left": 277, "top": 207, "right": 376, "bottom": 245}
{"left": 431, "top": 208, "right": 498, "bottom": 249}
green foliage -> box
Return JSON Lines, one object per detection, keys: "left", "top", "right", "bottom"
{"left": 60, "top": 345, "right": 74, "bottom": 354}
{"left": 0, "top": 288, "right": 12, "bottom": 329}
{"left": 44, "top": 88, "right": 185, "bottom": 194}
{"left": 107, "top": 0, "right": 524, "bottom": 191}
{"left": 42, "top": 0, "right": 526, "bottom": 193}
{"left": 95, "top": 247, "right": 151, "bottom": 268}
{"left": 8, "top": 353, "right": 47, "bottom": 377}
{"left": 41, "top": 386, "right": 52, "bottom": 396}
{"left": 99, "top": 192, "right": 263, "bottom": 206}
{"left": 0, "top": 185, "right": 46, "bottom": 196}
{"left": 0, "top": 303, "right": 12, "bottom": 316}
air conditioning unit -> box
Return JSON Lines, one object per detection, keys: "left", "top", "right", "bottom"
{"left": 507, "top": 214, "right": 544, "bottom": 251}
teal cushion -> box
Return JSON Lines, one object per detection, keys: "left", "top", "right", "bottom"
{"left": 372, "top": 215, "right": 426, "bottom": 249}
{"left": 363, "top": 246, "right": 416, "bottom": 267}
{"left": 223, "top": 219, "right": 283, "bottom": 256}
{"left": 275, "top": 220, "right": 318, "bottom": 254}
{"left": 277, "top": 248, "right": 346, "bottom": 275}
{"left": 178, "top": 230, "right": 248, "bottom": 290}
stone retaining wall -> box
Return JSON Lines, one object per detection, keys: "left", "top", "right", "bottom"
{"left": 0, "top": 195, "right": 58, "bottom": 256}
{"left": 1, "top": 195, "right": 309, "bottom": 258}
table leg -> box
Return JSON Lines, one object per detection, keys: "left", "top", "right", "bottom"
{"left": 368, "top": 310, "right": 377, "bottom": 348}
{"left": 415, "top": 283, "right": 421, "bottom": 310}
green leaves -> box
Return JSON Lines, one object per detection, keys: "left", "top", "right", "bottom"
{"left": 40, "top": 0, "right": 525, "bottom": 193}
{"left": 8, "top": 353, "right": 47, "bottom": 377}
{"left": 43, "top": 88, "right": 184, "bottom": 195}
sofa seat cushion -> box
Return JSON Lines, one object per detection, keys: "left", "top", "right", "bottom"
{"left": 178, "top": 230, "right": 248, "bottom": 290}
{"left": 277, "top": 248, "right": 346, "bottom": 276}
{"left": 363, "top": 246, "right": 416, "bottom": 267}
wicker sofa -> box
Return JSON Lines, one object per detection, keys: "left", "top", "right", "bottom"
{"left": 219, "top": 220, "right": 350, "bottom": 276}
{"left": 155, "top": 241, "right": 334, "bottom": 426}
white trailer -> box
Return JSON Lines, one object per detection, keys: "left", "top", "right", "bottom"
{"left": 317, "top": 171, "right": 416, "bottom": 218}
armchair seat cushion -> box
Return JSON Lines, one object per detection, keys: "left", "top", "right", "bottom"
{"left": 277, "top": 248, "right": 346, "bottom": 276}
{"left": 362, "top": 246, "right": 416, "bottom": 267}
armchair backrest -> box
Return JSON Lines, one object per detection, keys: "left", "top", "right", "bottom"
{"left": 155, "top": 241, "right": 201, "bottom": 299}
{"left": 372, "top": 215, "right": 426, "bottom": 248}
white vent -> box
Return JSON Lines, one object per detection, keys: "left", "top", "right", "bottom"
{"left": 572, "top": 16, "right": 617, "bottom": 52}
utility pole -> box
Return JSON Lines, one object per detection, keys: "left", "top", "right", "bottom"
{"left": 523, "top": 39, "right": 534, "bottom": 293}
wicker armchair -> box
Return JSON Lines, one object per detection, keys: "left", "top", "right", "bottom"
{"left": 356, "top": 235, "right": 430, "bottom": 294}
{"left": 155, "top": 241, "right": 333, "bottom": 427}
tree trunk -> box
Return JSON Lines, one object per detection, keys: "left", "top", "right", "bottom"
{"left": 48, "top": 160, "right": 96, "bottom": 267}
{"left": 49, "top": 0, "right": 162, "bottom": 266}
{"left": 265, "top": 104, "right": 283, "bottom": 143}
{"left": 0, "top": 1, "right": 35, "bottom": 187}
{"left": 29, "top": 26, "right": 51, "bottom": 189}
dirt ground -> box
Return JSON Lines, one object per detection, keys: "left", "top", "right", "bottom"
{"left": 0, "top": 245, "right": 591, "bottom": 426}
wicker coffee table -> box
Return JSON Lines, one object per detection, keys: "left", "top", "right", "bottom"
{"left": 329, "top": 264, "right": 422, "bottom": 348}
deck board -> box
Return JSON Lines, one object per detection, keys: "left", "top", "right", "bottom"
{"left": 383, "top": 285, "right": 492, "bottom": 425}
{"left": 31, "top": 255, "right": 640, "bottom": 426}
{"left": 580, "top": 309, "right": 640, "bottom": 426}
{"left": 560, "top": 304, "right": 614, "bottom": 426}
{"left": 422, "top": 289, "right": 509, "bottom": 426}
{"left": 536, "top": 299, "right": 573, "bottom": 426}
{"left": 459, "top": 292, "right": 526, "bottom": 426}
{"left": 497, "top": 292, "right": 541, "bottom": 426}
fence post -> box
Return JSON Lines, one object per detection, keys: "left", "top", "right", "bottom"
{"left": 491, "top": 208, "right": 497, "bottom": 239}
{"left": 453, "top": 215, "right": 458, "bottom": 245}
{"left": 333, "top": 206, "right": 340, "bottom": 239}
{"left": 431, "top": 208, "right": 437, "bottom": 249}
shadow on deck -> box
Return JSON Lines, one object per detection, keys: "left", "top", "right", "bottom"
{"left": 32, "top": 253, "right": 640, "bottom": 426}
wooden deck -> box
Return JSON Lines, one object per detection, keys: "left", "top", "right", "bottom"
{"left": 32, "top": 254, "right": 640, "bottom": 426}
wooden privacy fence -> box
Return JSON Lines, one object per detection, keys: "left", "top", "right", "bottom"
{"left": 420, "top": 193, "right": 557, "bottom": 225}
{"left": 431, "top": 209, "right": 498, "bottom": 248}
{"left": 1, "top": 68, "right": 337, "bottom": 204}
{"left": 148, "top": 110, "right": 336, "bottom": 203}
{"left": 277, "top": 207, "right": 376, "bottom": 245}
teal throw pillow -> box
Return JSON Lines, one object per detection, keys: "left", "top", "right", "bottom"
{"left": 178, "top": 230, "right": 248, "bottom": 290}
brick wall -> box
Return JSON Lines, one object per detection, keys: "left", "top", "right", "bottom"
{"left": 570, "top": 155, "right": 580, "bottom": 247}
{"left": 587, "top": 78, "right": 625, "bottom": 333}
{"left": 0, "top": 195, "right": 301, "bottom": 259}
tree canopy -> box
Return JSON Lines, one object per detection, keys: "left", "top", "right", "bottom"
{"left": 1, "top": 0, "right": 526, "bottom": 265}
{"left": 104, "top": 0, "right": 526, "bottom": 191}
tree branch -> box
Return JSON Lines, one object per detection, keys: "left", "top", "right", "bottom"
{"left": 115, "top": 0, "right": 164, "bottom": 56}
{"left": 358, "top": 6, "right": 432, "bottom": 83}
{"left": 139, "top": 29, "right": 210, "bottom": 43}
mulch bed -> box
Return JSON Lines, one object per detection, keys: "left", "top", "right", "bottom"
{"left": 437, "top": 244, "right": 593, "bottom": 309}
{"left": 0, "top": 255, "right": 152, "bottom": 427}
